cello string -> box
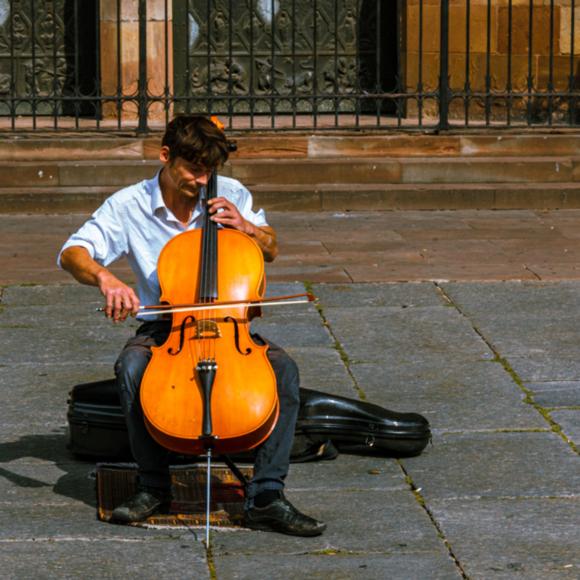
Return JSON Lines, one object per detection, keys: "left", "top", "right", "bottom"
{"left": 209, "top": 171, "right": 217, "bottom": 364}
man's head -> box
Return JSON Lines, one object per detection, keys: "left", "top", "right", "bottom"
{"left": 160, "top": 115, "right": 230, "bottom": 169}
{"left": 159, "top": 115, "right": 229, "bottom": 199}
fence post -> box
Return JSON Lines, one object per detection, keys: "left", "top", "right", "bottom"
{"left": 439, "top": 0, "right": 450, "bottom": 131}
{"left": 137, "top": 0, "right": 148, "bottom": 134}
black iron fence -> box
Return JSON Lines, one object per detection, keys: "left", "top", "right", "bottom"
{"left": 0, "top": 0, "right": 578, "bottom": 133}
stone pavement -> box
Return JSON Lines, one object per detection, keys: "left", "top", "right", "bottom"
{"left": 0, "top": 210, "right": 579, "bottom": 579}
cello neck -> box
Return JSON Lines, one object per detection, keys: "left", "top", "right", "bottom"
{"left": 199, "top": 171, "right": 219, "bottom": 302}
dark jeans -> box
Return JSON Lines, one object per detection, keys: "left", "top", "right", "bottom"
{"left": 114, "top": 321, "right": 300, "bottom": 507}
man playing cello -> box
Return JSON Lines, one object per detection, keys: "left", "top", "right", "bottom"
{"left": 58, "top": 115, "right": 325, "bottom": 537}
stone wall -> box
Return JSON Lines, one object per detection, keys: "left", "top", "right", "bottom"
{"left": 404, "top": 0, "right": 579, "bottom": 120}
{"left": 100, "top": 0, "right": 172, "bottom": 121}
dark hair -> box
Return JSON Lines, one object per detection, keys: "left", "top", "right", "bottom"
{"left": 161, "top": 115, "right": 229, "bottom": 169}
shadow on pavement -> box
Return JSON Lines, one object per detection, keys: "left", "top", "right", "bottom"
{"left": 0, "top": 430, "right": 97, "bottom": 507}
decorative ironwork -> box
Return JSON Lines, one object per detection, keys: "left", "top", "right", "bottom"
{"left": 0, "top": 0, "right": 68, "bottom": 115}
{"left": 173, "top": 0, "right": 391, "bottom": 115}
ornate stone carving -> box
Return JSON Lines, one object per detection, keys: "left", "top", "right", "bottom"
{"left": 175, "top": 0, "right": 371, "bottom": 114}
{"left": 0, "top": 0, "right": 68, "bottom": 114}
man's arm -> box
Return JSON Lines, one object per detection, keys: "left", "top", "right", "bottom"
{"left": 60, "top": 246, "right": 140, "bottom": 321}
{"left": 207, "top": 197, "right": 279, "bottom": 262}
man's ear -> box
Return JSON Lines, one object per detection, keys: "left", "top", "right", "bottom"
{"left": 159, "top": 146, "right": 171, "bottom": 164}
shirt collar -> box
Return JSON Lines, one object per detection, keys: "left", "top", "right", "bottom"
{"left": 147, "top": 169, "right": 203, "bottom": 227}
{"left": 148, "top": 170, "right": 166, "bottom": 215}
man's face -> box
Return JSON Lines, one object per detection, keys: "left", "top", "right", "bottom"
{"left": 160, "top": 148, "right": 211, "bottom": 199}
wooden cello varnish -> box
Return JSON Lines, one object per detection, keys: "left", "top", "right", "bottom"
{"left": 140, "top": 173, "right": 279, "bottom": 456}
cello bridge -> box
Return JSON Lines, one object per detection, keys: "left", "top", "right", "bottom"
{"left": 194, "top": 320, "right": 221, "bottom": 339}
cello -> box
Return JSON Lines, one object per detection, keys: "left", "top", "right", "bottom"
{"left": 139, "top": 166, "right": 280, "bottom": 542}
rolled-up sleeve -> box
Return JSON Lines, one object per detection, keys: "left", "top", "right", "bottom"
{"left": 57, "top": 198, "right": 128, "bottom": 268}
{"left": 235, "top": 184, "right": 269, "bottom": 228}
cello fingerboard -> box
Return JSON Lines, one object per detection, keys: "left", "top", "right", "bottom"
{"left": 199, "top": 171, "right": 219, "bottom": 302}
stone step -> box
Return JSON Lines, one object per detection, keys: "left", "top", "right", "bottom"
{"left": 0, "top": 156, "right": 576, "bottom": 190}
{"left": 2, "top": 182, "right": 580, "bottom": 212}
{"left": 3, "top": 132, "right": 580, "bottom": 161}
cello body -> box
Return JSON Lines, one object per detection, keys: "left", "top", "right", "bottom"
{"left": 140, "top": 192, "right": 279, "bottom": 456}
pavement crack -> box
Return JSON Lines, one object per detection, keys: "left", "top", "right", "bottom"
{"left": 304, "top": 282, "right": 366, "bottom": 400}
{"left": 397, "top": 460, "right": 469, "bottom": 580}
{"left": 435, "top": 283, "right": 579, "bottom": 457}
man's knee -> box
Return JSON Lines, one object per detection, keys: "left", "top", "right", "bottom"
{"left": 114, "top": 346, "right": 151, "bottom": 405}
{"left": 276, "top": 355, "right": 300, "bottom": 409}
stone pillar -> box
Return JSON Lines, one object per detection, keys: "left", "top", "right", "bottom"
{"left": 100, "top": 0, "right": 173, "bottom": 122}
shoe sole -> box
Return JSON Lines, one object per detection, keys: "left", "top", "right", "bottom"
{"left": 244, "top": 520, "right": 326, "bottom": 537}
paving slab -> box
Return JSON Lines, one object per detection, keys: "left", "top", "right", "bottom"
{"left": 0, "top": 502, "right": 196, "bottom": 541}
{"left": 312, "top": 282, "right": 445, "bottom": 309}
{"left": 349, "top": 359, "right": 546, "bottom": 432}
{"left": 214, "top": 551, "right": 461, "bottom": 580}
{"left": 401, "top": 432, "right": 580, "bottom": 501}
{"left": 430, "top": 498, "right": 580, "bottom": 580}
{"left": 319, "top": 306, "right": 493, "bottom": 364}
{"left": 0, "top": 539, "right": 208, "bottom": 580}
{"left": 284, "top": 347, "right": 356, "bottom": 398}
{"left": 440, "top": 281, "right": 580, "bottom": 320}
{"left": 524, "top": 380, "right": 580, "bottom": 408}
{"left": 507, "top": 355, "right": 580, "bottom": 382}
{"left": 212, "top": 489, "right": 444, "bottom": 556}
{"left": 285, "top": 455, "right": 406, "bottom": 493}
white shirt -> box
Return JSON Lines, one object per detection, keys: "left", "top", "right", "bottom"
{"left": 58, "top": 171, "right": 268, "bottom": 317}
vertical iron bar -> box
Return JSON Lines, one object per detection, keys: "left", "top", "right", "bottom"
{"left": 52, "top": 0, "right": 58, "bottom": 129}
{"left": 464, "top": 0, "right": 471, "bottom": 126}
{"left": 526, "top": 0, "right": 533, "bottom": 125}
{"left": 334, "top": 0, "right": 338, "bottom": 127}
{"left": 375, "top": 0, "right": 381, "bottom": 127}
{"left": 355, "top": 0, "right": 361, "bottom": 127}
{"left": 164, "top": 0, "right": 170, "bottom": 125}
{"left": 547, "top": 0, "right": 554, "bottom": 125}
{"left": 137, "top": 0, "right": 148, "bottom": 133}
{"left": 507, "top": 0, "right": 513, "bottom": 126}
{"left": 116, "top": 0, "right": 122, "bottom": 129}
{"left": 9, "top": 0, "right": 15, "bottom": 129}
{"left": 73, "top": 0, "right": 80, "bottom": 128}
{"left": 184, "top": 0, "right": 191, "bottom": 114}
{"left": 249, "top": 0, "right": 255, "bottom": 128}
{"left": 271, "top": 0, "right": 276, "bottom": 128}
{"left": 31, "top": 0, "right": 37, "bottom": 129}
{"left": 291, "top": 0, "right": 296, "bottom": 128}
{"left": 484, "top": 0, "right": 491, "bottom": 126}
{"left": 569, "top": 0, "right": 576, "bottom": 125}
{"left": 228, "top": 0, "right": 233, "bottom": 127}
{"left": 313, "top": 0, "right": 318, "bottom": 128}
{"left": 439, "top": 0, "right": 450, "bottom": 130}
{"left": 417, "top": 0, "right": 424, "bottom": 128}
{"left": 95, "top": 0, "right": 101, "bottom": 129}
{"left": 206, "top": 0, "right": 212, "bottom": 117}
{"left": 396, "top": 0, "right": 404, "bottom": 128}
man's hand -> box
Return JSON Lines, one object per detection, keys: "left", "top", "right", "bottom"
{"left": 97, "top": 270, "right": 140, "bottom": 322}
{"left": 208, "top": 197, "right": 278, "bottom": 262}
{"left": 208, "top": 197, "right": 252, "bottom": 234}
{"left": 60, "top": 246, "right": 140, "bottom": 322}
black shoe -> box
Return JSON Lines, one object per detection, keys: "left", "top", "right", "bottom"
{"left": 111, "top": 490, "right": 170, "bottom": 523}
{"left": 244, "top": 494, "right": 326, "bottom": 537}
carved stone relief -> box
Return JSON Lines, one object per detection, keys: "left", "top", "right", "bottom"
{"left": 176, "top": 0, "right": 377, "bottom": 114}
{"left": 0, "top": 0, "right": 69, "bottom": 114}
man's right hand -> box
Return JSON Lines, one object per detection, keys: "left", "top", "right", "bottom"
{"left": 60, "top": 246, "right": 140, "bottom": 323}
{"left": 97, "top": 270, "right": 140, "bottom": 322}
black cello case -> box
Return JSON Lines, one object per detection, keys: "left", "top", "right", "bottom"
{"left": 67, "top": 379, "right": 431, "bottom": 462}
